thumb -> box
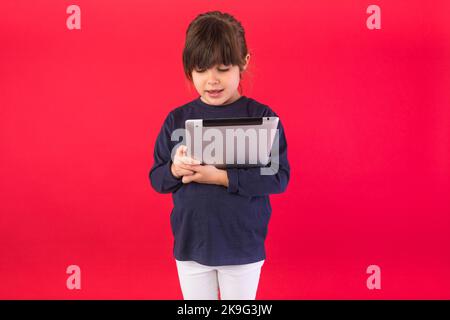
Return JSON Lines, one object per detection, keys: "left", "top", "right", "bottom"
{"left": 176, "top": 145, "right": 187, "bottom": 156}
{"left": 182, "top": 172, "right": 200, "bottom": 184}
{"left": 174, "top": 145, "right": 187, "bottom": 163}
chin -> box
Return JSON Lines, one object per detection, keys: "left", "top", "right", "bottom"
{"left": 204, "top": 96, "right": 226, "bottom": 105}
{"left": 209, "top": 100, "right": 223, "bottom": 105}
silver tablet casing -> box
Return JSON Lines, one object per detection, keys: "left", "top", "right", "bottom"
{"left": 185, "top": 117, "right": 279, "bottom": 168}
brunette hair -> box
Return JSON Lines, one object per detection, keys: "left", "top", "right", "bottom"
{"left": 182, "top": 11, "right": 250, "bottom": 83}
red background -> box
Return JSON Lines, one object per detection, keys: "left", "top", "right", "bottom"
{"left": 1, "top": 0, "right": 449, "bottom": 299}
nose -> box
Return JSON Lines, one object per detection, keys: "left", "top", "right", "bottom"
{"left": 206, "top": 69, "right": 220, "bottom": 85}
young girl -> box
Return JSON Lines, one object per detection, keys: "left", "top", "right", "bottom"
{"left": 149, "top": 11, "right": 290, "bottom": 300}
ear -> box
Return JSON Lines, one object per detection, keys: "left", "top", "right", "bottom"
{"left": 242, "top": 54, "right": 251, "bottom": 71}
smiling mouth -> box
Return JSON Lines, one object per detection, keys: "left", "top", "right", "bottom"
{"left": 206, "top": 89, "right": 224, "bottom": 93}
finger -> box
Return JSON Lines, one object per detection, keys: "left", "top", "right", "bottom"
{"left": 173, "top": 149, "right": 181, "bottom": 165}
{"left": 180, "top": 156, "right": 201, "bottom": 165}
{"left": 175, "top": 145, "right": 183, "bottom": 156}
{"left": 174, "top": 146, "right": 187, "bottom": 164}
{"left": 178, "top": 161, "right": 203, "bottom": 169}
{"left": 177, "top": 163, "right": 195, "bottom": 171}
{"left": 182, "top": 175, "right": 192, "bottom": 184}
{"left": 179, "top": 164, "right": 204, "bottom": 174}
{"left": 182, "top": 172, "right": 200, "bottom": 184}
{"left": 177, "top": 168, "right": 194, "bottom": 176}
{"left": 180, "top": 145, "right": 188, "bottom": 155}
{"left": 176, "top": 145, "right": 187, "bottom": 157}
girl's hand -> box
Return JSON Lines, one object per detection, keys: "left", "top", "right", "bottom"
{"left": 171, "top": 145, "right": 201, "bottom": 179}
{"left": 181, "top": 164, "right": 229, "bottom": 187}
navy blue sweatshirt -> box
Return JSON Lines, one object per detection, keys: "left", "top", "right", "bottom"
{"left": 149, "top": 96, "right": 290, "bottom": 266}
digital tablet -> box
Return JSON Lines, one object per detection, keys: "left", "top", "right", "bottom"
{"left": 185, "top": 116, "right": 279, "bottom": 168}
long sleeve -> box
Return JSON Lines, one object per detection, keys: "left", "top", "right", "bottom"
{"left": 226, "top": 119, "right": 290, "bottom": 197}
{"left": 149, "top": 112, "right": 183, "bottom": 194}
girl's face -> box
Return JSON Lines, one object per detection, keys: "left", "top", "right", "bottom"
{"left": 191, "top": 55, "right": 250, "bottom": 106}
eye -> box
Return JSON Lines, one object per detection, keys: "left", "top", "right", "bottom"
{"left": 218, "top": 68, "right": 230, "bottom": 72}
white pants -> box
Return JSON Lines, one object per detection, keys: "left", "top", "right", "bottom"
{"left": 175, "top": 259, "right": 265, "bottom": 300}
